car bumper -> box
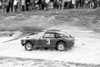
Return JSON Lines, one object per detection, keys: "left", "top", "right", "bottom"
{"left": 67, "top": 41, "right": 74, "bottom": 48}
{"left": 21, "top": 40, "right": 26, "bottom": 46}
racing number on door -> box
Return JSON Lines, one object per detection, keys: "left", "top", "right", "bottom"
{"left": 47, "top": 39, "right": 50, "bottom": 45}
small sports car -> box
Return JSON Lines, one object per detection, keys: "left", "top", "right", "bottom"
{"left": 21, "top": 30, "right": 75, "bottom": 51}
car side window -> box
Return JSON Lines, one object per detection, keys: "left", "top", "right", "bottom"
{"left": 56, "top": 33, "right": 66, "bottom": 38}
{"left": 43, "top": 33, "right": 55, "bottom": 38}
{"left": 59, "top": 34, "right": 65, "bottom": 37}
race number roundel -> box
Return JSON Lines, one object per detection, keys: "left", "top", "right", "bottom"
{"left": 47, "top": 39, "right": 50, "bottom": 45}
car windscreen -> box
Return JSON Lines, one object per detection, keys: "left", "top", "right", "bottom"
{"left": 43, "top": 33, "right": 55, "bottom": 38}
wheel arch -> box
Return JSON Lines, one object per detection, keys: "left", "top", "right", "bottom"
{"left": 25, "top": 40, "right": 34, "bottom": 45}
{"left": 56, "top": 40, "right": 67, "bottom": 47}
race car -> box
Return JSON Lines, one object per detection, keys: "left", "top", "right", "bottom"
{"left": 21, "top": 30, "right": 75, "bottom": 51}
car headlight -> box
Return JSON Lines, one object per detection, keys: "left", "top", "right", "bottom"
{"left": 21, "top": 40, "right": 26, "bottom": 44}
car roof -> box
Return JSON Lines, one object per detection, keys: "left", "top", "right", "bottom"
{"left": 45, "top": 29, "right": 61, "bottom": 33}
{"left": 46, "top": 30, "right": 65, "bottom": 34}
{"left": 43, "top": 29, "right": 69, "bottom": 35}
{"left": 46, "top": 29, "right": 61, "bottom": 32}
{"left": 45, "top": 31, "right": 58, "bottom": 33}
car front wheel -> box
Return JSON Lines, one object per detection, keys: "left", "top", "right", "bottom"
{"left": 25, "top": 42, "right": 33, "bottom": 51}
{"left": 57, "top": 42, "right": 65, "bottom": 51}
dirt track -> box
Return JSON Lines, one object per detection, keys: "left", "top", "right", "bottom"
{"left": 0, "top": 57, "right": 100, "bottom": 67}
{"left": 0, "top": 28, "right": 100, "bottom": 65}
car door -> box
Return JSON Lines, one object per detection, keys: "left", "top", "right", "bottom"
{"left": 40, "top": 33, "right": 57, "bottom": 47}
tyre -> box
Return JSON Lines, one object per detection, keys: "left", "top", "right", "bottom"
{"left": 25, "top": 42, "right": 33, "bottom": 51}
{"left": 57, "top": 42, "right": 65, "bottom": 51}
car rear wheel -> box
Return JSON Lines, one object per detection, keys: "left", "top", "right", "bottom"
{"left": 25, "top": 42, "right": 33, "bottom": 51}
{"left": 57, "top": 42, "right": 65, "bottom": 51}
